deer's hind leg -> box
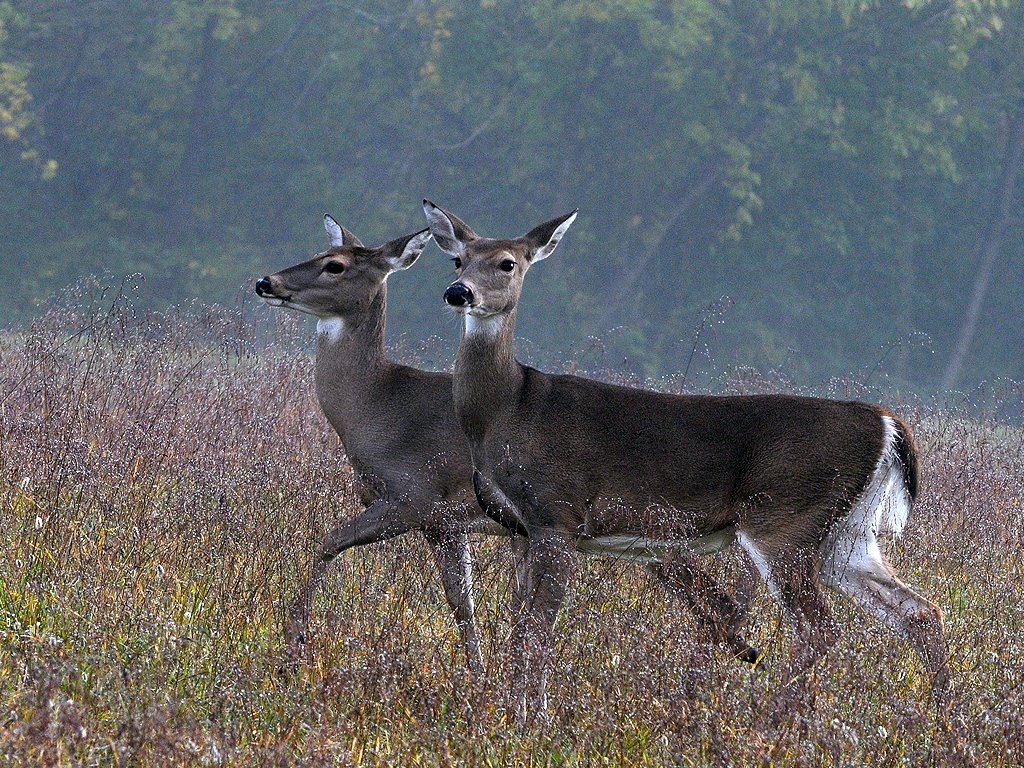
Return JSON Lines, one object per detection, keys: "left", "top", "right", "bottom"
{"left": 738, "top": 531, "right": 839, "bottom": 720}
{"left": 822, "top": 530, "right": 950, "bottom": 708}
{"left": 650, "top": 553, "right": 761, "bottom": 664}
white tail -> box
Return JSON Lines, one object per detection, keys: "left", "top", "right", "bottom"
{"left": 873, "top": 416, "right": 915, "bottom": 537}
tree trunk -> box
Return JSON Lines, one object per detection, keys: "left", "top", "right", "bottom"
{"left": 592, "top": 159, "right": 722, "bottom": 334}
{"left": 940, "top": 101, "right": 1024, "bottom": 391}
{"left": 167, "top": 15, "right": 220, "bottom": 238}
{"left": 895, "top": 211, "right": 915, "bottom": 382}
{"left": 592, "top": 106, "right": 776, "bottom": 334}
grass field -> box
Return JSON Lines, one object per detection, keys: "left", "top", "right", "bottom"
{"left": 1, "top": 290, "right": 1022, "bottom": 766}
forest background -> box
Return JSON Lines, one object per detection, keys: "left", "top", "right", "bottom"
{"left": 1, "top": 0, "right": 1022, "bottom": 394}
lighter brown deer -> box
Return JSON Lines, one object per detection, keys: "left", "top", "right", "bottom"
{"left": 256, "top": 216, "right": 496, "bottom": 670}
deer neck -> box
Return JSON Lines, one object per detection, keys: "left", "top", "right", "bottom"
{"left": 453, "top": 309, "right": 523, "bottom": 454}
{"left": 313, "top": 285, "right": 389, "bottom": 426}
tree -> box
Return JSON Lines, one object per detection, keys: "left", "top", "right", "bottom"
{"left": 1, "top": 0, "right": 1021, "bottom": 392}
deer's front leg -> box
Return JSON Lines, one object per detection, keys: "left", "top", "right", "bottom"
{"left": 284, "top": 498, "right": 416, "bottom": 655}
{"left": 509, "top": 531, "right": 577, "bottom": 725}
{"left": 423, "top": 528, "right": 484, "bottom": 674}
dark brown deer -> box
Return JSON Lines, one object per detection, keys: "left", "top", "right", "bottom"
{"left": 255, "top": 215, "right": 498, "bottom": 671}
{"left": 424, "top": 199, "right": 950, "bottom": 721}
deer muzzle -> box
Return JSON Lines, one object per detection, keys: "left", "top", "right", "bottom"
{"left": 444, "top": 282, "right": 474, "bottom": 308}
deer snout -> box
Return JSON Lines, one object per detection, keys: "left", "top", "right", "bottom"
{"left": 255, "top": 277, "right": 273, "bottom": 297}
{"left": 444, "top": 282, "right": 474, "bottom": 308}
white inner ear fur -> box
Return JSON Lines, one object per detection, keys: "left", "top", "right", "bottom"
{"left": 424, "top": 205, "right": 465, "bottom": 255}
{"left": 324, "top": 215, "right": 345, "bottom": 247}
{"left": 532, "top": 211, "right": 578, "bottom": 262}
{"left": 388, "top": 230, "right": 432, "bottom": 272}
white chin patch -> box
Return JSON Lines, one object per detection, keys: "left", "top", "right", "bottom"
{"left": 317, "top": 317, "right": 346, "bottom": 342}
{"left": 261, "top": 296, "right": 322, "bottom": 317}
{"left": 465, "top": 314, "right": 503, "bottom": 338}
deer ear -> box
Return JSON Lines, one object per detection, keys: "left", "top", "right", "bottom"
{"left": 381, "top": 228, "right": 432, "bottom": 272}
{"left": 519, "top": 210, "right": 577, "bottom": 263}
{"left": 422, "top": 199, "right": 476, "bottom": 255}
{"left": 324, "top": 214, "right": 362, "bottom": 248}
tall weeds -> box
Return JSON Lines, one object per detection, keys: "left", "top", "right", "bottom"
{"left": 0, "top": 283, "right": 1021, "bottom": 766}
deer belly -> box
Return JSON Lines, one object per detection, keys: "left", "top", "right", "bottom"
{"left": 576, "top": 527, "right": 737, "bottom": 563}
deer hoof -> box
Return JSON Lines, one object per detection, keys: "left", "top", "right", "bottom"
{"left": 735, "top": 645, "right": 761, "bottom": 665}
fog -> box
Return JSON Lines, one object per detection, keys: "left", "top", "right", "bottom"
{"left": 2, "top": 1, "right": 1021, "bottom": 393}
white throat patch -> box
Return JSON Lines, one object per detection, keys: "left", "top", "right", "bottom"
{"left": 316, "top": 317, "right": 346, "bottom": 343}
{"left": 464, "top": 314, "right": 504, "bottom": 338}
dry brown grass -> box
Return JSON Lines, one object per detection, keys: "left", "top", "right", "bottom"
{"left": 1, "top": 282, "right": 1022, "bottom": 766}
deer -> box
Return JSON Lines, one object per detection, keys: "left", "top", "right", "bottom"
{"left": 255, "top": 214, "right": 757, "bottom": 677}
{"left": 423, "top": 199, "right": 951, "bottom": 722}
{"left": 255, "top": 215, "right": 498, "bottom": 671}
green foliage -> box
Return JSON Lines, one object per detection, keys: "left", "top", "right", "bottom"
{"left": 1, "top": 0, "right": 1023, "bottom": 391}
{"left": 0, "top": 1, "right": 53, "bottom": 176}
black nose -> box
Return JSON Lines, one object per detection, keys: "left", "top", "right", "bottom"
{"left": 255, "top": 277, "right": 272, "bottom": 296}
{"left": 444, "top": 282, "right": 474, "bottom": 307}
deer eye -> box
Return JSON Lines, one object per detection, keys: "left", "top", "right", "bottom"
{"left": 499, "top": 259, "right": 516, "bottom": 272}
{"left": 452, "top": 257, "right": 462, "bottom": 270}
{"left": 323, "top": 261, "right": 345, "bottom": 274}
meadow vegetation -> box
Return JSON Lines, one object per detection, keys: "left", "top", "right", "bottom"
{"left": 1, "top": 287, "right": 1022, "bottom": 766}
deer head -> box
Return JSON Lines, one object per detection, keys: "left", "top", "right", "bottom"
{"left": 255, "top": 214, "right": 431, "bottom": 322}
{"left": 422, "top": 200, "right": 577, "bottom": 328}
